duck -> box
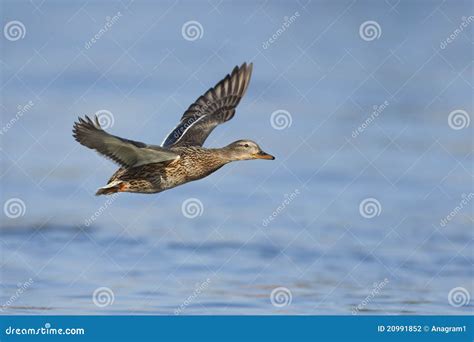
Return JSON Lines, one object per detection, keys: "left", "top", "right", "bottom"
{"left": 72, "top": 62, "right": 275, "bottom": 195}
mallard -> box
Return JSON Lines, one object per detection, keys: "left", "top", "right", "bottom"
{"left": 72, "top": 62, "right": 274, "bottom": 195}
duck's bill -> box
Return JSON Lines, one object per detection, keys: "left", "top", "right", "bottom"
{"left": 254, "top": 151, "right": 275, "bottom": 160}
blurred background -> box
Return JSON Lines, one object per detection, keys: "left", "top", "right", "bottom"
{"left": 0, "top": 0, "right": 472, "bottom": 314}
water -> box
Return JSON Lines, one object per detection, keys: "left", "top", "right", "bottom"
{"left": 1, "top": 0, "right": 473, "bottom": 315}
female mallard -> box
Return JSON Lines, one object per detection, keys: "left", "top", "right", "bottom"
{"left": 73, "top": 62, "right": 274, "bottom": 195}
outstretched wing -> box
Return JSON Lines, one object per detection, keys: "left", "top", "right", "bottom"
{"left": 73, "top": 115, "right": 179, "bottom": 168}
{"left": 162, "top": 62, "right": 253, "bottom": 148}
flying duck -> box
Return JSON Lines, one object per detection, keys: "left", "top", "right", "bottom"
{"left": 73, "top": 63, "right": 274, "bottom": 195}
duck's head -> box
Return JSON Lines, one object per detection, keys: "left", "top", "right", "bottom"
{"left": 224, "top": 140, "right": 275, "bottom": 161}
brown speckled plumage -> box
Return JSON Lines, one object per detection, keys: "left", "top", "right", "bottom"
{"left": 72, "top": 63, "right": 275, "bottom": 195}
{"left": 106, "top": 147, "right": 229, "bottom": 194}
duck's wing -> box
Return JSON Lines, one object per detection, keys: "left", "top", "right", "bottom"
{"left": 73, "top": 115, "right": 179, "bottom": 168}
{"left": 162, "top": 62, "right": 253, "bottom": 148}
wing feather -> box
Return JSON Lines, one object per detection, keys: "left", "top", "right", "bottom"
{"left": 162, "top": 62, "right": 253, "bottom": 147}
{"left": 73, "top": 115, "right": 179, "bottom": 168}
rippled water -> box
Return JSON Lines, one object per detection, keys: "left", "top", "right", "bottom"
{"left": 1, "top": 0, "right": 473, "bottom": 315}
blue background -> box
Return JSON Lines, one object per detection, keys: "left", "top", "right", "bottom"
{"left": 0, "top": 0, "right": 473, "bottom": 315}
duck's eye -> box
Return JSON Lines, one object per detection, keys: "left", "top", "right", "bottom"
{"left": 244, "top": 144, "right": 249, "bottom": 148}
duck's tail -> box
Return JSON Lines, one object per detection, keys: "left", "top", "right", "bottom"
{"left": 95, "top": 180, "right": 127, "bottom": 196}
